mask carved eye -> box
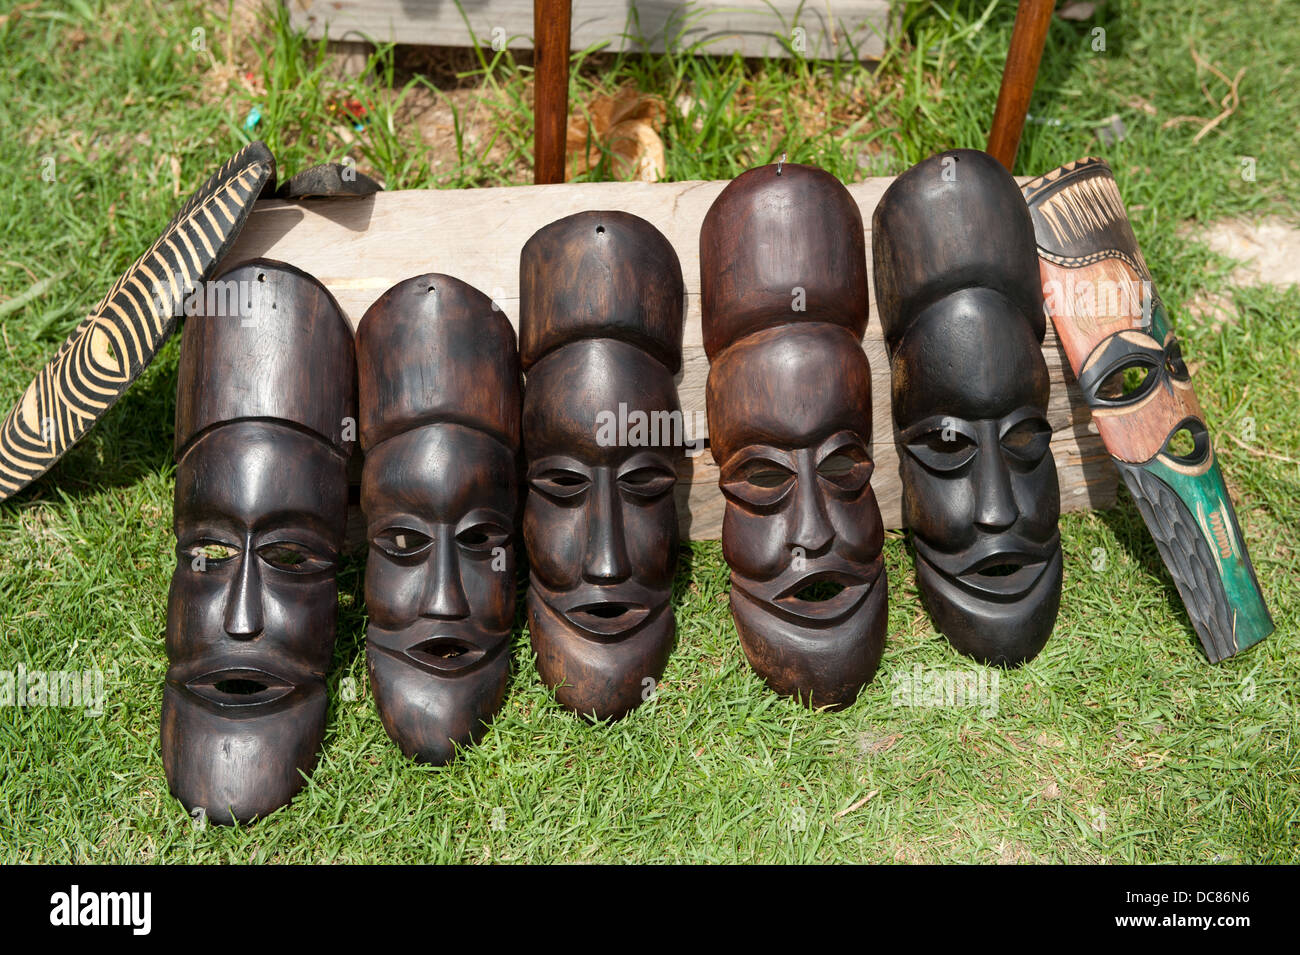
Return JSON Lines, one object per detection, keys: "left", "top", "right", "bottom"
{"left": 256, "top": 541, "right": 333, "bottom": 573}
{"left": 1162, "top": 420, "right": 1210, "bottom": 465}
{"left": 373, "top": 527, "right": 433, "bottom": 559}
{"left": 906, "top": 429, "right": 977, "bottom": 472}
{"left": 531, "top": 469, "right": 590, "bottom": 500}
{"left": 618, "top": 466, "right": 677, "bottom": 499}
{"left": 456, "top": 522, "right": 509, "bottom": 552}
{"left": 187, "top": 540, "right": 238, "bottom": 564}
{"left": 817, "top": 447, "right": 872, "bottom": 491}
{"left": 1095, "top": 357, "right": 1158, "bottom": 403}
{"left": 1001, "top": 418, "right": 1052, "bottom": 465}
{"left": 722, "top": 456, "right": 795, "bottom": 507}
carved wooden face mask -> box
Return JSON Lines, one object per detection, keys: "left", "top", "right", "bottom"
{"left": 356, "top": 275, "right": 521, "bottom": 763}
{"left": 701, "top": 163, "right": 887, "bottom": 709}
{"left": 520, "top": 211, "right": 684, "bottom": 721}
{"left": 873, "top": 149, "right": 1062, "bottom": 666}
{"left": 1023, "top": 157, "right": 1272, "bottom": 662}
{"left": 163, "top": 259, "right": 355, "bottom": 825}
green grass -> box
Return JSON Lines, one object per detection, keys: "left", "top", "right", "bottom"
{"left": 0, "top": 0, "right": 1296, "bottom": 863}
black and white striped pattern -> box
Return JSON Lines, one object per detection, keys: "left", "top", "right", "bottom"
{"left": 0, "top": 141, "right": 274, "bottom": 500}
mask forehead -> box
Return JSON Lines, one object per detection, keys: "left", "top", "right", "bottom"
{"left": 524, "top": 339, "right": 681, "bottom": 464}
{"left": 707, "top": 324, "right": 871, "bottom": 462}
{"left": 175, "top": 422, "right": 347, "bottom": 541}
{"left": 892, "top": 289, "right": 1048, "bottom": 425}
{"left": 363, "top": 423, "right": 517, "bottom": 521}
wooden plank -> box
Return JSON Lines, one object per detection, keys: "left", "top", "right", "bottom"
{"left": 227, "top": 178, "right": 1119, "bottom": 539}
{"left": 287, "top": 0, "right": 893, "bottom": 60}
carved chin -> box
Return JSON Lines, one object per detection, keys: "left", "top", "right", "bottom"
{"left": 366, "top": 633, "right": 510, "bottom": 765}
{"left": 913, "top": 546, "right": 1063, "bottom": 666}
{"left": 527, "top": 585, "right": 674, "bottom": 721}
{"left": 729, "top": 565, "right": 888, "bottom": 710}
{"left": 160, "top": 679, "right": 326, "bottom": 826}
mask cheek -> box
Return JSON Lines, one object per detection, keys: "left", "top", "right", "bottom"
{"left": 523, "top": 495, "right": 584, "bottom": 590}
{"left": 1012, "top": 456, "right": 1061, "bottom": 539}
{"left": 165, "top": 559, "right": 231, "bottom": 660}
{"left": 364, "top": 554, "right": 425, "bottom": 630}
{"left": 900, "top": 456, "right": 976, "bottom": 552}
{"left": 721, "top": 499, "right": 792, "bottom": 581}
{"left": 624, "top": 497, "right": 679, "bottom": 588}
{"left": 460, "top": 550, "right": 516, "bottom": 632}
{"left": 260, "top": 576, "right": 337, "bottom": 670}
{"left": 826, "top": 487, "right": 883, "bottom": 561}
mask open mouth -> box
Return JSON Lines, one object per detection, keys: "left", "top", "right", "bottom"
{"left": 956, "top": 553, "right": 1048, "bottom": 597}
{"left": 773, "top": 570, "right": 870, "bottom": 622}
{"left": 405, "top": 637, "right": 485, "bottom": 672}
{"left": 184, "top": 668, "right": 296, "bottom": 707}
{"left": 562, "top": 601, "right": 651, "bottom": 636}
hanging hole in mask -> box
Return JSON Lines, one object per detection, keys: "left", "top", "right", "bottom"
{"left": 427, "top": 285, "right": 436, "bottom": 293}
{"left": 1096, "top": 359, "right": 1156, "bottom": 403}
{"left": 1162, "top": 420, "right": 1210, "bottom": 465}
{"left": 596, "top": 225, "right": 605, "bottom": 234}
{"left": 214, "top": 677, "right": 267, "bottom": 695}
{"left": 794, "top": 580, "right": 846, "bottom": 602}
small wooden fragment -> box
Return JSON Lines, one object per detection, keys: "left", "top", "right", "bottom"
{"left": 225, "top": 177, "right": 1118, "bottom": 538}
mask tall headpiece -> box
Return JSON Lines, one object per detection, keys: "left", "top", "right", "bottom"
{"left": 163, "top": 259, "right": 356, "bottom": 824}
{"left": 519, "top": 211, "right": 684, "bottom": 720}
{"left": 1022, "top": 157, "right": 1273, "bottom": 661}
{"left": 356, "top": 274, "right": 522, "bottom": 762}
{"left": 700, "top": 162, "right": 887, "bottom": 708}
{"left": 873, "top": 149, "right": 1062, "bottom": 666}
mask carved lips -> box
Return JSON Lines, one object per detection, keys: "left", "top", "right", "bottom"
{"left": 550, "top": 582, "right": 659, "bottom": 639}
{"left": 914, "top": 533, "right": 1059, "bottom": 601}
{"left": 740, "top": 559, "right": 880, "bottom": 625}
{"left": 182, "top": 667, "right": 297, "bottom": 707}
{"left": 368, "top": 626, "right": 503, "bottom": 677}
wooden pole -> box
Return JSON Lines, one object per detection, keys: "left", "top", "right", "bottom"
{"left": 986, "top": 0, "right": 1055, "bottom": 172}
{"left": 533, "top": 0, "right": 572, "bottom": 184}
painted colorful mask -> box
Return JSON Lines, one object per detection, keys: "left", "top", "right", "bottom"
{"left": 163, "top": 259, "right": 355, "bottom": 824}
{"left": 356, "top": 274, "right": 521, "bottom": 762}
{"left": 1023, "top": 157, "right": 1273, "bottom": 661}
{"left": 873, "top": 149, "right": 1062, "bottom": 666}
{"left": 520, "top": 211, "right": 684, "bottom": 720}
{"left": 701, "top": 162, "right": 887, "bottom": 708}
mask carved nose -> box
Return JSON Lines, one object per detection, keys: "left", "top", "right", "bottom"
{"left": 583, "top": 469, "right": 631, "bottom": 583}
{"left": 421, "top": 529, "right": 470, "bottom": 620}
{"left": 974, "top": 436, "right": 1019, "bottom": 531}
{"left": 790, "top": 456, "right": 833, "bottom": 555}
{"left": 224, "top": 547, "right": 264, "bottom": 639}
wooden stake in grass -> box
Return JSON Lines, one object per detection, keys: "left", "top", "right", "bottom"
{"left": 533, "top": 0, "right": 572, "bottom": 184}
{"left": 987, "top": 0, "right": 1055, "bottom": 172}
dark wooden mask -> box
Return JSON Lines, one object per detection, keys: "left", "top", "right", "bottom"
{"left": 873, "top": 149, "right": 1062, "bottom": 666}
{"left": 163, "top": 259, "right": 356, "bottom": 825}
{"left": 356, "top": 274, "right": 522, "bottom": 763}
{"left": 701, "top": 163, "right": 887, "bottom": 709}
{"left": 519, "top": 211, "right": 684, "bottom": 720}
